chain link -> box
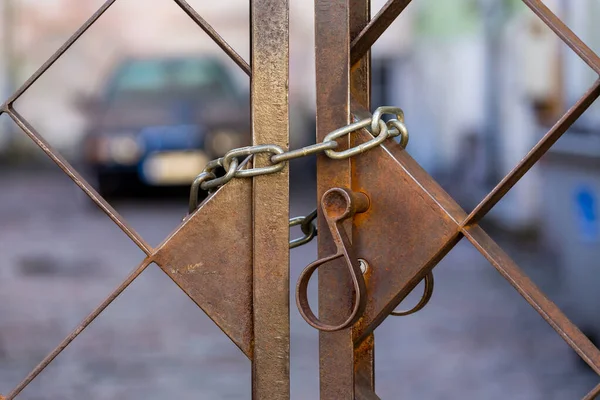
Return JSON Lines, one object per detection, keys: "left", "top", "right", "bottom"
{"left": 289, "top": 209, "right": 318, "bottom": 249}
{"left": 188, "top": 106, "right": 409, "bottom": 247}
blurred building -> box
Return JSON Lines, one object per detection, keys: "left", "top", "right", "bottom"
{"left": 0, "top": 0, "right": 400, "bottom": 157}
{"left": 372, "top": 0, "right": 596, "bottom": 230}
{"left": 2, "top": 0, "right": 600, "bottom": 229}
{"left": 2, "top": 0, "right": 252, "bottom": 155}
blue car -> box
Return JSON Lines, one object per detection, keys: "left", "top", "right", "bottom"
{"left": 80, "top": 56, "right": 250, "bottom": 196}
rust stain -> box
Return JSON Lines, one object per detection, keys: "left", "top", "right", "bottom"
{"left": 182, "top": 262, "right": 204, "bottom": 274}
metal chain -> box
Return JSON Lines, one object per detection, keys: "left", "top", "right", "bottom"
{"left": 289, "top": 209, "right": 318, "bottom": 249}
{"left": 188, "top": 106, "right": 409, "bottom": 248}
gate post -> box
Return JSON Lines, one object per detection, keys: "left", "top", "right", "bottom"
{"left": 250, "top": 0, "right": 290, "bottom": 398}
{"left": 315, "top": 0, "right": 373, "bottom": 397}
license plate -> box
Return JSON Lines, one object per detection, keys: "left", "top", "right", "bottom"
{"left": 142, "top": 151, "right": 209, "bottom": 185}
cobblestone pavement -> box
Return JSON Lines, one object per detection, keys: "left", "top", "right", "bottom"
{"left": 0, "top": 170, "right": 598, "bottom": 399}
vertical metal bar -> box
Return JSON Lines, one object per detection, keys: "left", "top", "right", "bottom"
{"left": 250, "top": 0, "right": 290, "bottom": 399}
{"left": 350, "top": 0, "right": 371, "bottom": 107}
{"left": 350, "top": 0, "right": 374, "bottom": 395}
{"left": 315, "top": 0, "right": 354, "bottom": 398}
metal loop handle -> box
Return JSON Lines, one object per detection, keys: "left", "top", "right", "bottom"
{"left": 296, "top": 188, "right": 369, "bottom": 331}
{"left": 296, "top": 252, "right": 365, "bottom": 331}
{"left": 390, "top": 272, "right": 434, "bottom": 317}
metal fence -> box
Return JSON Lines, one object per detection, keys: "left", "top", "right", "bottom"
{"left": 1, "top": 0, "right": 600, "bottom": 399}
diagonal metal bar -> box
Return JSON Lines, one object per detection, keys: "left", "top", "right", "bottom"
{"left": 584, "top": 383, "right": 600, "bottom": 400}
{"left": 172, "top": 0, "right": 251, "bottom": 76}
{"left": 6, "top": 106, "right": 152, "bottom": 255}
{"left": 465, "top": 79, "right": 600, "bottom": 226}
{"left": 463, "top": 224, "right": 600, "bottom": 375}
{"left": 350, "top": 0, "right": 412, "bottom": 66}
{"left": 6, "top": 259, "right": 153, "bottom": 400}
{"left": 522, "top": 0, "right": 600, "bottom": 74}
{"left": 1, "top": 0, "right": 118, "bottom": 109}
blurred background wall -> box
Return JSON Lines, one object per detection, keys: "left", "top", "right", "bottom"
{"left": 1, "top": 0, "right": 600, "bottom": 230}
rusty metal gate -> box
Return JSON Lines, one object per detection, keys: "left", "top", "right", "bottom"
{"left": 2, "top": 0, "right": 600, "bottom": 399}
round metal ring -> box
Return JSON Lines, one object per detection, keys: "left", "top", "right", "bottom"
{"left": 300, "top": 209, "right": 318, "bottom": 236}
{"left": 201, "top": 157, "right": 239, "bottom": 191}
{"left": 289, "top": 216, "right": 317, "bottom": 249}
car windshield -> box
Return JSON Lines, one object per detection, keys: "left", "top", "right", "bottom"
{"left": 109, "top": 58, "right": 236, "bottom": 99}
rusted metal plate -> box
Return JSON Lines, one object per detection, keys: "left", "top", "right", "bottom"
{"left": 250, "top": 0, "right": 290, "bottom": 398}
{"left": 351, "top": 126, "right": 465, "bottom": 343}
{"left": 153, "top": 179, "right": 253, "bottom": 358}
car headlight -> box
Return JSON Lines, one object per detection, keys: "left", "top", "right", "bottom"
{"left": 209, "top": 130, "right": 241, "bottom": 156}
{"left": 110, "top": 135, "right": 143, "bottom": 165}
{"left": 94, "top": 134, "right": 143, "bottom": 165}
